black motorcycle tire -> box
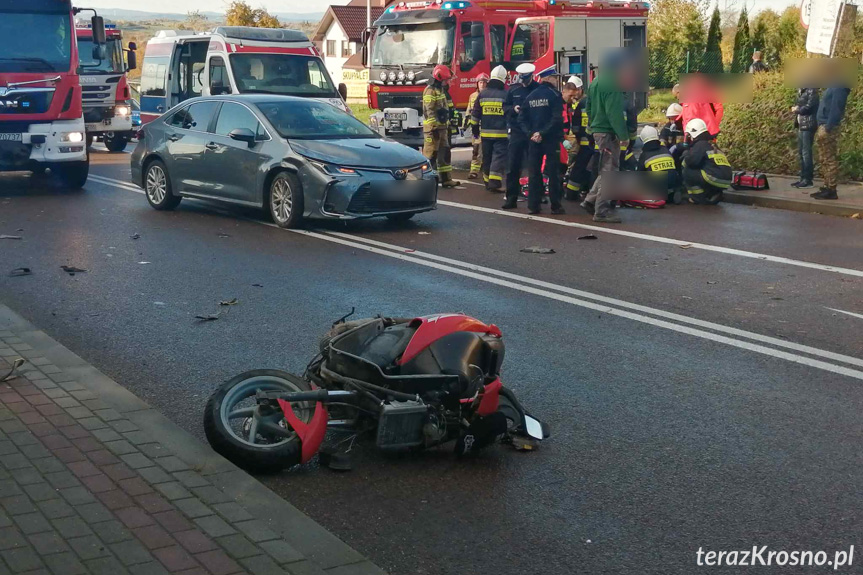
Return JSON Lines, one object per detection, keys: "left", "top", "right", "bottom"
{"left": 204, "top": 369, "right": 312, "bottom": 474}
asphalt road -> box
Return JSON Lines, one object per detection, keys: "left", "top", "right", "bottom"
{"left": 1, "top": 148, "right": 862, "bottom": 575}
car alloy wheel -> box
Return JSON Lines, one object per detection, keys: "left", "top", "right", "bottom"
{"left": 146, "top": 165, "right": 167, "bottom": 205}
{"left": 271, "top": 177, "right": 293, "bottom": 224}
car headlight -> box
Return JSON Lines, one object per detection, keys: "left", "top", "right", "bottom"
{"left": 116, "top": 105, "right": 131, "bottom": 117}
{"left": 421, "top": 162, "right": 432, "bottom": 172}
{"left": 379, "top": 71, "right": 387, "bottom": 81}
{"left": 397, "top": 71, "right": 405, "bottom": 81}
{"left": 407, "top": 71, "right": 415, "bottom": 81}
{"left": 61, "top": 132, "right": 84, "bottom": 143}
{"left": 388, "top": 71, "right": 396, "bottom": 82}
{"left": 310, "top": 161, "right": 358, "bottom": 176}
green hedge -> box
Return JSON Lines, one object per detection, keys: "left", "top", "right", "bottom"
{"left": 718, "top": 72, "right": 863, "bottom": 182}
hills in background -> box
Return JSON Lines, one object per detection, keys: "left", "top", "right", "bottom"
{"left": 96, "top": 8, "right": 323, "bottom": 22}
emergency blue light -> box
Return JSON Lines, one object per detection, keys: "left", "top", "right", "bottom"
{"left": 387, "top": 5, "right": 395, "bottom": 11}
{"left": 443, "top": 2, "right": 452, "bottom": 7}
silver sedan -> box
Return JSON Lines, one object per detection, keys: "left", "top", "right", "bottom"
{"left": 131, "top": 95, "right": 438, "bottom": 227}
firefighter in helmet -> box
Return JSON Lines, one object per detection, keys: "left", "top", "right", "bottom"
{"left": 465, "top": 72, "right": 490, "bottom": 179}
{"left": 471, "top": 65, "right": 509, "bottom": 192}
{"left": 681, "top": 118, "right": 733, "bottom": 204}
{"left": 423, "top": 65, "right": 459, "bottom": 188}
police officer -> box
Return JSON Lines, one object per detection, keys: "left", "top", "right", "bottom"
{"left": 502, "top": 62, "right": 539, "bottom": 209}
{"left": 465, "top": 73, "right": 489, "bottom": 179}
{"left": 519, "top": 66, "right": 564, "bottom": 215}
{"left": 423, "top": 65, "right": 459, "bottom": 188}
{"left": 471, "top": 65, "right": 509, "bottom": 192}
{"left": 681, "top": 118, "right": 733, "bottom": 204}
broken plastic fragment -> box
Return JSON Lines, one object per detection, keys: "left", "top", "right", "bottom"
{"left": 0, "top": 235, "right": 22, "bottom": 240}
{"left": 219, "top": 298, "right": 239, "bottom": 306}
{"left": 577, "top": 234, "right": 598, "bottom": 240}
{"left": 61, "top": 266, "right": 87, "bottom": 275}
{"left": 194, "top": 314, "right": 221, "bottom": 322}
{"left": 520, "top": 247, "right": 556, "bottom": 254}
{"left": 9, "top": 268, "right": 31, "bottom": 277}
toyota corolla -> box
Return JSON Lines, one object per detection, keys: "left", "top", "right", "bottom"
{"left": 131, "top": 95, "right": 437, "bottom": 227}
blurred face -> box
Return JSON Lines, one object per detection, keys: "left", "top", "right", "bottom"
{"left": 562, "top": 87, "right": 575, "bottom": 102}
{"left": 477, "top": 79, "right": 488, "bottom": 92}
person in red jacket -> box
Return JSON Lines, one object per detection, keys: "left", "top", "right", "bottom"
{"left": 677, "top": 74, "right": 724, "bottom": 138}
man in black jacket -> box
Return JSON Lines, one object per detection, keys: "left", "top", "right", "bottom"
{"left": 519, "top": 66, "right": 564, "bottom": 214}
{"left": 812, "top": 84, "right": 851, "bottom": 200}
{"left": 502, "top": 63, "right": 539, "bottom": 209}
{"left": 791, "top": 87, "right": 819, "bottom": 189}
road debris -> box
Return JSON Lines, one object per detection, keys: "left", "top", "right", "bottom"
{"left": 418, "top": 231, "right": 431, "bottom": 235}
{"left": 577, "top": 234, "right": 598, "bottom": 240}
{"left": 521, "top": 247, "right": 556, "bottom": 254}
{"left": 218, "top": 233, "right": 231, "bottom": 238}
{"left": 1, "top": 358, "right": 26, "bottom": 382}
{"left": 194, "top": 313, "right": 221, "bottom": 322}
{"left": 219, "top": 298, "right": 239, "bottom": 306}
{"left": 138, "top": 261, "right": 151, "bottom": 265}
{"left": 130, "top": 233, "right": 140, "bottom": 240}
{"left": 0, "top": 235, "right": 22, "bottom": 240}
{"left": 252, "top": 284, "right": 263, "bottom": 288}
{"left": 679, "top": 243, "right": 693, "bottom": 249}
{"left": 9, "top": 268, "right": 32, "bottom": 277}
{"left": 60, "top": 266, "right": 87, "bottom": 275}
{"left": 851, "top": 213, "right": 861, "bottom": 219}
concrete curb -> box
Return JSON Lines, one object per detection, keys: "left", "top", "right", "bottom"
{"left": 724, "top": 190, "right": 862, "bottom": 217}
{"left": 0, "top": 303, "right": 387, "bottom": 575}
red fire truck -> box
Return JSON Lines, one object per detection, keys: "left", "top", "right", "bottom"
{"left": 365, "top": 0, "right": 648, "bottom": 147}
{"left": 76, "top": 23, "right": 137, "bottom": 152}
{"left": 0, "top": 0, "right": 105, "bottom": 188}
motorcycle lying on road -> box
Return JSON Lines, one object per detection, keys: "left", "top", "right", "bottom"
{"left": 204, "top": 314, "right": 550, "bottom": 473}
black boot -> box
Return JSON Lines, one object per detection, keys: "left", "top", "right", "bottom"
{"left": 810, "top": 187, "right": 838, "bottom": 200}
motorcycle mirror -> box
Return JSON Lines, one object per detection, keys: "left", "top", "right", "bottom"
{"left": 523, "top": 415, "right": 544, "bottom": 440}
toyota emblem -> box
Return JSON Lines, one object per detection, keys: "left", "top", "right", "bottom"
{"left": 393, "top": 169, "right": 407, "bottom": 180}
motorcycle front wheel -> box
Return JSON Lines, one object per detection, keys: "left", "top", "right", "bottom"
{"left": 204, "top": 369, "right": 314, "bottom": 474}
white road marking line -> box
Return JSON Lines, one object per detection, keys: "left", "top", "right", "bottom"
{"left": 86, "top": 175, "right": 863, "bottom": 380}
{"left": 827, "top": 308, "right": 863, "bottom": 321}
{"left": 436, "top": 200, "right": 863, "bottom": 278}
{"left": 88, "top": 174, "right": 142, "bottom": 193}
{"left": 329, "top": 231, "right": 863, "bottom": 369}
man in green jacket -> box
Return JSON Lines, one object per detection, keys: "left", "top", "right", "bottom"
{"left": 582, "top": 64, "right": 631, "bottom": 223}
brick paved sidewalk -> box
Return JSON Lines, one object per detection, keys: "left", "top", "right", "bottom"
{"left": 0, "top": 308, "right": 385, "bottom": 575}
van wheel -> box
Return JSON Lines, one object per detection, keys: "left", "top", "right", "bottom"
{"left": 104, "top": 135, "right": 128, "bottom": 153}
{"left": 144, "top": 160, "right": 181, "bottom": 210}
{"left": 268, "top": 171, "right": 304, "bottom": 229}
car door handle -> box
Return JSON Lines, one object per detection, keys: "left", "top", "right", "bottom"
{"left": 205, "top": 142, "right": 219, "bottom": 151}
{"left": 169, "top": 134, "right": 181, "bottom": 142}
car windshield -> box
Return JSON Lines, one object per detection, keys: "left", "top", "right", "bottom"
{"left": 371, "top": 21, "right": 455, "bottom": 66}
{"left": 229, "top": 54, "right": 339, "bottom": 98}
{"left": 0, "top": 12, "right": 72, "bottom": 73}
{"left": 78, "top": 37, "right": 124, "bottom": 73}
{"left": 257, "top": 100, "right": 379, "bottom": 140}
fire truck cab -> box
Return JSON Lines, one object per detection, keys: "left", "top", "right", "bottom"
{"left": 0, "top": 0, "right": 104, "bottom": 188}
{"left": 140, "top": 27, "right": 348, "bottom": 125}
{"left": 76, "top": 24, "right": 137, "bottom": 152}
{"left": 365, "top": 0, "right": 648, "bottom": 147}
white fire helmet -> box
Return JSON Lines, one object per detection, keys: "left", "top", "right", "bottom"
{"left": 665, "top": 103, "right": 683, "bottom": 118}
{"left": 685, "top": 118, "right": 709, "bottom": 139}
{"left": 640, "top": 125, "right": 659, "bottom": 144}
{"left": 490, "top": 65, "right": 508, "bottom": 83}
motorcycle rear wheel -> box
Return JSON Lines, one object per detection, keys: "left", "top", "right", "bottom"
{"left": 204, "top": 369, "right": 314, "bottom": 474}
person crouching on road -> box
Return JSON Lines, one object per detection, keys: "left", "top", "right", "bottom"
{"left": 681, "top": 119, "right": 732, "bottom": 205}
{"left": 471, "top": 66, "right": 509, "bottom": 192}
{"left": 637, "top": 125, "right": 680, "bottom": 201}
{"left": 519, "top": 66, "right": 565, "bottom": 215}
{"left": 661, "top": 103, "right": 685, "bottom": 174}
{"left": 465, "top": 73, "right": 489, "bottom": 180}
{"left": 423, "top": 65, "right": 459, "bottom": 188}
{"left": 502, "top": 63, "right": 539, "bottom": 210}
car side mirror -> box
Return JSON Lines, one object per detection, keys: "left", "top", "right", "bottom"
{"left": 126, "top": 50, "right": 137, "bottom": 71}
{"left": 229, "top": 128, "right": 257, "bottom": 147}
{"left": 128, "top": 41, "right": 137, "bottom": 51}
{"left": 338, "top": 83, "right": 348, "bottom": 101}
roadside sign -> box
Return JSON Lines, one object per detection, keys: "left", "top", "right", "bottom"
{"left": 800, "top": 0, "right": 812, "bottom": 28}
{"left": 805, "top": 0, "right": 844, "bottom": 55}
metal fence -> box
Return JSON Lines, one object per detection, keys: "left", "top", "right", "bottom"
{"left": 649, "top": 51, "right": 725, "bottom": 89}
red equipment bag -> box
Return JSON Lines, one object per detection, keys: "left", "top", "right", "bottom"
{"left": 732, "top": 171, "right": 770, "bottom": 190}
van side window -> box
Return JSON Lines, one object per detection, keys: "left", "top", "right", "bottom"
{"left": 141, "top": 57, "right": 168, "bottom": 97}
{"left": 209, "top": 57, "right": 230, "bottom": 95}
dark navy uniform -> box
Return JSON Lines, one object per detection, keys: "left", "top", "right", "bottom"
{"left": 637, "top": 140, "right": 680, "bottom": 198}
{"left": 681, "top": 134, "right": 733, "bottom": 204}
{"left": 503, "top": 79, "right": 539, "bottom": 205}
{"left": 471, "top": 78, "right": 508, "bottom": 191}
{"left": 518, "top": 82, "right": 564, "bottom": 212}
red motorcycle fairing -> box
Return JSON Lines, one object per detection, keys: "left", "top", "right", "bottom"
{"left": 278, "top": 398, "right": 328, "bottom": 464}
{"left": 476, "top": 377, "right": 502, "bottom": 416}
{"left": 397, "top": 314, "right": 503, "bottom": 366}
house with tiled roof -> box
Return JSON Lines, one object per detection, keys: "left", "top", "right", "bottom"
{"left": 313, "top": 0, "right": 386, "bottom": 101}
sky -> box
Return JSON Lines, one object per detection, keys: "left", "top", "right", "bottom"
{"left": 83, "top": 0, "right": 802, "bottom": 16}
